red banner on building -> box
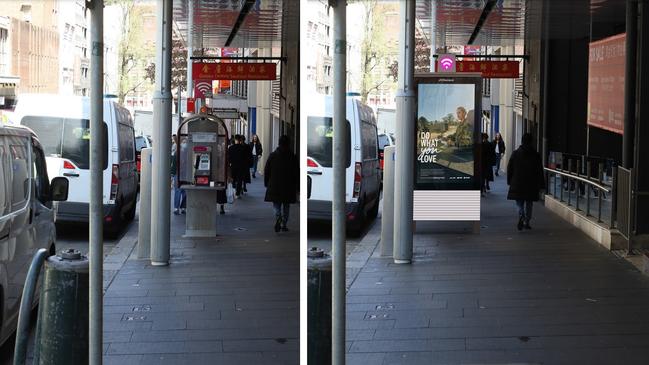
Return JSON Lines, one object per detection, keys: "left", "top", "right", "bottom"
{"left": 435, "top": 60, "right": 519, "bottom": 78}
{"left": 192, "top": 62, "right": 277, "bottom": 81}
{"left": 457, "top": 61, "right": 519, "bottom": 78}
{"left": 587, "top": 33, "right": 625, "bottom": 135}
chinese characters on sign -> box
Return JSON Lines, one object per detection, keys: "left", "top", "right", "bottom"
{"left": 456, "top": 61, "right": 519, "bottom": 78}
{"left": 587, "top": 33, "right": 625, "bottom": 135}
{"left": 192, "top": 62, "right": 277, "bottom": 81}
{"left": 435, "top": 60, "right": 519, "bottom": 78}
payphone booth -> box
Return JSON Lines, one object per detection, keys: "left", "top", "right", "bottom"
{"left": 177, "top": 113, "right": 229, "bottom": 237}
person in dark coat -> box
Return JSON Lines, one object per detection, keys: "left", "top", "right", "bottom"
{"left": 228, "top": 135, "right": 248, "bottom": 197}
{"left": 507, "top": 133, "right": 545, "bottom": 230}
{"left": 493, "top": 132, "right": 506, "bottom": 176}
{"left": 250, "top": 134, "right": 263, "bottom": 178}
{"left": 217, "top": 188, "right": 227, "bottom": 215}
{"left": 264, "top": 135, "right": 298, "bottom": 232}
{"left": 241, "top": 135, "right": 252, "bottom": 193}
{"left": 480, "top": 133, "right": 495, "bottom": 195}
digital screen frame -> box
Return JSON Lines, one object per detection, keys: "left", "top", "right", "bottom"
{"left": 413, "top": 73, "right": 482, "bottom": 191}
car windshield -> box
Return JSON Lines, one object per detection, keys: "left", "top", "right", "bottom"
{"left": 307, "top": 116, "right": 351, "bottom": 168}
{"left": 378, "top": 134, "right": 391, "bottom": 150}
{"left": 21, "top": 116, "right": 108, "bottom": 170}
{"left": 135, "top": 136, "right": 148, "bottom": 151}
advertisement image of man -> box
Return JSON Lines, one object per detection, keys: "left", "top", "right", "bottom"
{"left": 453, "top": 106, "right": 474, "bottom": 147}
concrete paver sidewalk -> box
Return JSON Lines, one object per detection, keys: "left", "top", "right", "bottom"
{"left": 102, "top": 178, "right": 299, "bottom": 365}
{"left": 346, "top": 177, "right": 649, "bottom": 365}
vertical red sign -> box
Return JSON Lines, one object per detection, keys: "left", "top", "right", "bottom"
{"left": 186, "top": 98, "right": 195, "bottom": 113}
{"left": 194, "top": 80, "right": 212, "bottom": 99}
{"left": 587, "top": 33, "right": 626, "bottom": 135}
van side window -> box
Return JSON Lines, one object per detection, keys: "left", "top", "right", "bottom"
{"left": 361, "top": 121, "right": 378, "bottom": 160}
{"left": 0, "top": 143, "right": 8, "bottom": 217}
{"left": 32, "top": 142, "right": 51, "bottom": 206}
{"left": 119, "top": 124, "right": 135, "bottom": 162}
{"left": 9, "top": 138, "right": 29, "bottom": 212}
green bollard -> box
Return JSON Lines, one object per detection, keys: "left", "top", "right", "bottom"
{"left": 307, "top": 247, "right": 332, "bottom": 365}
{"left": 33, "top": 249, "right": 89, "bottom": 365}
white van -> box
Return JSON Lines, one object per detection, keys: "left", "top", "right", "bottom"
{"left": 14, "top": 94, "right": 137, "bottom": 236}
{"left": 307, "top": 95, "right": 381, "bottom": 234}
{"left": 0, "top": 124, "right": 69, "bottom": 345}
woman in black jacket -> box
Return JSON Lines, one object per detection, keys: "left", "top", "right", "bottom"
{"left": 507, "top": 133, "right": 545, "bottom": 230}
{"left": 264, "top": 135, "right": 298, "bottom": 232}
{"left": 493, "top": 132, "right": 506, "bottom": 176}
{"left": 250, "top": 134, "right": 263, "bottom": 178}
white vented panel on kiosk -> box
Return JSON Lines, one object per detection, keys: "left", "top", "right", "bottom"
{"left": 413, "top": 190, "right": 480, "bottom": 221}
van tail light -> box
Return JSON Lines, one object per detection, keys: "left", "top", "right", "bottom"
{"left": 63, "top": 160, "right": 76, "bottom": 169}
{"left": 110, "top": 164, "right": 119, "bottom": 201}
{"left": 353, "top": 162, "right": 362, "bottom": 199}
{"left": 307, "top": 158, "right": 318, "bottom": 168}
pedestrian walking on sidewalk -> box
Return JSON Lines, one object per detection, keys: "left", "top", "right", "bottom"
{"left": 242, "top": 135, "right": 252, "bottom": 193}
{"left": 171, "top": 135, "right": 186, "bottom": 215}
{"left": 493, "top": 132, "right": 506, "bottom": 176}
{"left": 250, "top": 134, "right": 263, "bottom": 178}
{"left": 217, "top": 188, "right": 227, "bottom": 215}
{"left": 264, "top": 135, "right": 298, "bottom": 232}
{"left": 507, "top": 133, "right": 545, "bottom": 230}
{"left": 228, "top": 135, "right": 248, "bottom": 197}
{"left": 481, "top": 133, "right": 495, "bottom": 195}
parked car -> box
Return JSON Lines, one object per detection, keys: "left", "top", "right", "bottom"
{"left": 378, "top": 132, "right": 394, "bottom": 183}
{"left": 15, "top": 94, "right": 138, "bottom": 237}
{"left": 307, "top": 95, "right": 380, "bottom": 235}
{"left": 135, "top": 135, "right": 152, "bottom": 184}
{"left": 0, "top": 123, "right": 69, "bottom": 345}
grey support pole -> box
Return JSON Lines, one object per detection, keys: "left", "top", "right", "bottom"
{"left": 623, "top": 0, "right": 637, "bottom": 168}
{"left": 151, "top": 0, "right": 173, "bottom": 266}
{"left": 89, "top": 0, "right": 104, "bottom": 363}
{"left": 381, "top": 146, "right": 395, "bottom": 257}
{"left": 186, "top": 0, "right": 193, "bottom": 100}
{"left": 429, "top": 0, "right": 436, "bottom": 71}
{"left": 138, "top": 148, "right": 152, "bottom": 259}
{"left": 393, "top": 0, "right": 416, "bottom": 264}
{"left": 330, "top": 1, "right": 346, "bottom": 364}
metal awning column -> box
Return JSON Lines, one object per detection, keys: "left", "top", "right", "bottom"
{"left": 151, "top": 0, "right": 173, "bottom": 266}
{"left": 186, "top": 0, "right": 194, "bottom": 100}
{"left": 393, "top": 0, "right": 416, "bottom": 264}
{"left": 623, "top": 0, "right": 638, "bottom": 168}
{"left": 88, "top": 0, "right": 104, "bottom": 363}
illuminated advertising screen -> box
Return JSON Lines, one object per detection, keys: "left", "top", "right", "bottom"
{"left": 414, "top": 74, "right": 481, "bottom": 190}
{"left": 587, "top": 33, "right": 625, "bottom": 135}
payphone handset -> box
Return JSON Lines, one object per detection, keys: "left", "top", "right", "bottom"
{"left": 193, "top": 145, "right": 212, "bottom": 186}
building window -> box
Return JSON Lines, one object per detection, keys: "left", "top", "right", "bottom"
{"left": 483, "top": 79, "right": 491, "bottom": 96}
{"left": 0, "top": 28, "right": 7, "bottom": 75}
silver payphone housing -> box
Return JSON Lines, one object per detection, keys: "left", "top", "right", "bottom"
{"left": 177, "top": 113, "right": 228, "bottom": 189}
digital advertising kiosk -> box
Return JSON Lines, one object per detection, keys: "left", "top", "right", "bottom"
{"left": 413, "top": 73, "right": 483, "bottom": 228}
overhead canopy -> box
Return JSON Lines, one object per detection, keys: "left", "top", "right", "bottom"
{"left": 416, "top": 0, "right": 626, "bottom": 48}
{"left": 173, "top": 0, "right": 298, "bottom": 50}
